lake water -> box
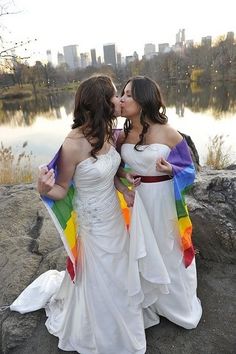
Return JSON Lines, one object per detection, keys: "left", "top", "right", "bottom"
{"left": 1, "top": 83, "right": 236, "bottom": 169}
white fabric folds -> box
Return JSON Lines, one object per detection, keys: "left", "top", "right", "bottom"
{"left": 128, "top": 191, "right": 170, "bottom": 308}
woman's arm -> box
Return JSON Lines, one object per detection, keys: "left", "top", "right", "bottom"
{"left": 37, "top": 137, "right": 81, "bottom": 200}
{"left": 117, "top": 166, "right": 141, "bottom": 187}
{"left": 114, "top": 176, "right": 135, "bottom": 207}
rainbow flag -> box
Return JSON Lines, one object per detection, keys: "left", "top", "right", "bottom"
{"left": 117, "top": 178, "right": 132, "bottom": 230}
{"left": 41, "top": 148, "right": 78, "bottom": 281}
{"left": 113, "top": 128, "right": 131, "bottom": 229}
{"left": 167, "top": 138, "right": 196, "bottom": 267}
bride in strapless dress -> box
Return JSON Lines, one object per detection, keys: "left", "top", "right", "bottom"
{"left": 10, "top": 75, "right": 146, "bottom": 354}
{"left": 118, "top": 76, "right": 202, "bottom": 330}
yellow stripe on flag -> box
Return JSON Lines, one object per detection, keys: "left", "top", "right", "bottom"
{"left": 64, "top": 211, "right": 77, "bottom": 249}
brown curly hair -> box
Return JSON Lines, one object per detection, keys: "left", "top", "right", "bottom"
{"left": 72, "top": 75, "right": 117, "bottom": 158}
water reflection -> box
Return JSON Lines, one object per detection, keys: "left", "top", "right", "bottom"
{"left": 0, "top": 83, "right": 236, "bottom": 127}
{"left": 1, "top": 83, "right": 236, "bottom": 169}
{"left": 0, "top": 91, "right": 75, "bottom": 126}
{"left": 161, "top": 82, "right": 236, "bottom": 118}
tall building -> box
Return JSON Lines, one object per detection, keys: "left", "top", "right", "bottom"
{"left": 103, "top": 43, "right": 117, "bottom": 67}
{"left": 144, "top": 43, "right": 157, "bottom": 59}
{"left": 117, "top": 52, "right": 122, "bottom": 67}
{"left": 46, "top": 49, "right": 52, "bottom": 64}
{"left": 57, "top": 52, "right": 65, "bottom": 66}
{"left": 90, "top": 48, "right": 97, "bottom": 67}
{"left": 201, "top": 36, "right": 212, "bottom": 47}
{"left": 80, "top": 52, "right": 90, "bottom": 69}
{"left": 144, "top": 43, "right": 156, "bottom": 56}
{"left": 158, "top": 43, "right": 170, "bottom": 53}
{"left": 97, "top": 56, "right": 102, "bottom": 66}
{"left": 176, "top": 29, "right": 185, "bottom": 44}
{"left": 133, "top": 51, "right": 139, "bottom": 60}
{"left": 63, "top": 45, "right": 80, "bottom": 70}
{"left": 125, "top": 51, "right": 139, "bottom": 65}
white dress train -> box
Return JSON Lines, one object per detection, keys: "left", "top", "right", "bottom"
{"left": 11, "top": 146, "right": 146, "bottom": 354}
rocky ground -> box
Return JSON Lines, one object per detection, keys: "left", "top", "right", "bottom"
{"left": 0, "top": 168, "right": 235, "bottom": 354}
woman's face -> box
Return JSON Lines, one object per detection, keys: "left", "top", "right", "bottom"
{"left": 120, "top": 82, "right": 141, "bottom": 120}
{"left": 111, "top": 84, "right": 121, "bottom": 117}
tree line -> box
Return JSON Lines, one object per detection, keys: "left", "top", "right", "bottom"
{"left": 1, "top": 36, "right": 236, "bottom": 92}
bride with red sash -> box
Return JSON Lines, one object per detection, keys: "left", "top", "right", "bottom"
{"left": 117, "top": 76, "right": 202, "bottom": 330}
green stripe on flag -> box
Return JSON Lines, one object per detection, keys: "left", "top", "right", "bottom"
{"left": 51, "top": 185, "right": 75, "bottom": 229}
{"left": 175, "top": 199, "right": 188, "bottom": 218}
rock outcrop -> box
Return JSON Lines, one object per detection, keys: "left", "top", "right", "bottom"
{"left": 188, "top": 168, "right": 236, "bottom": 264}
{"left": 0, "top": 171, "right": 235, "bottom": 354}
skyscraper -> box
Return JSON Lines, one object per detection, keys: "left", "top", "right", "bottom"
{"left": 144, "top": 43, "right": 157, "bottom": 59}
{"left": 117, "top": 52, "right": 122, "bottom": 67}
{"left": 57, "top": 52, "right": 65, "bottom": 66}
{"left": 158, "top": 43, "right": 170, "bottom": 54}
{"left": 90, "top": 48, "right": 97, "bottom": 67}
{"left": 103, "top": 43, "right": 117, "bottom": 67}
{"left": 46, "top": 50, "right": 52, "bottom": 64}
{"left": 144, "top": 43, "right": 156, "bottom": 56}
{"left": 201, "top": 36, "right": 212, "bottom": 47}
{"left": 176, "top": 29, "right": 185, "bottom": 44}
{"left": 80, "top": 52, "right": 90, "bottom": 69}
{"left": 63, "top": 45, "right": 80, "bottom": 70}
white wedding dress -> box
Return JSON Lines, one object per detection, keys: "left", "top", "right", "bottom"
{"left": 10, "top": 146, "right": 146, "bottom": 354}
{"left": 121, "top": 143, "right": 202, "bottom": 330}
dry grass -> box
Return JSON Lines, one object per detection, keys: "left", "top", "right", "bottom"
{"left": 206, "top": 134, "right": 232, "bottom": 169}
{"left": 0, "top": 142, "right": 34, "bottom": 184}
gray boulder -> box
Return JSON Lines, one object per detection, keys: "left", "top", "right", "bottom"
{"left": 188, "top": 168, "right": 236, "bottom": 264}
{"left": 0, "top": 176, "right": 235, "bottom": 354}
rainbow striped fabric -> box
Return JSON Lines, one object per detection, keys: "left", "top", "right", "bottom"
{"left": 41, "top": 148, "right": 78, "bottom": 281}
{"left": 167, "top": 138, "right": 195, "bottom": 267}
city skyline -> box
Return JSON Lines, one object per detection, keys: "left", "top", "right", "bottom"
{"left": 48, "top": 29, "right": 234, "bottom": 70}
{"left": 1, "top": 0, "right": 236, "bottom": 65}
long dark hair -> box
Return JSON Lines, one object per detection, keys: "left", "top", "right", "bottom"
{"left": 122, "top": 76, "right": 168, "bottom": 150}
{"left": 72, "top": 75, "right": 116, "bottom": 158}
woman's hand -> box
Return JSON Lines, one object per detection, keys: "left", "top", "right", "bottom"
{"left": 156, "top": 157, "right": 173, "bottom": 175}
{"left": 125, "top": 172, "right": 141, "bottom": 188}
{"left": 37, "top": 166, "right": 55, "bottom": 195}
{"left": 122, "top": 188, "right": 135, "bottom": 207}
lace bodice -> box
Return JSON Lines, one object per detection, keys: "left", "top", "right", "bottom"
{"left": 72, "top": 146, "right": 121, "bottom": 228}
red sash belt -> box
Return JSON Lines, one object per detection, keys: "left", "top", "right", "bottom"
{"left": 135, "top": 175, "right": 172, "bottom": 183}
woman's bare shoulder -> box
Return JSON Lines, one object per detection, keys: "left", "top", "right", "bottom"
{"left": 66, "top": 127, "right": 84, "bottom": 139}
{"left": 62, "top": 130, "right": 90, "bottom": 163}
{"left": 161, "top": 124, "right": 183, "bottom": 148}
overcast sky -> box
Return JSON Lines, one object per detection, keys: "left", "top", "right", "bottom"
{"left": 1, "top": 0, "right": 236, "bottom": 64}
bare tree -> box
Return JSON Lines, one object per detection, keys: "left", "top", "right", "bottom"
{"left": 0, "top": 0, "right": 37, "bottom": 70}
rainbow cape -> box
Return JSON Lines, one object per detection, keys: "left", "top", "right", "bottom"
{"left": 166, "top": 138, "right": 195, "bottom": 267}
{"left": 41, "top": 148, "right": 78, "bottom": 281}
{"left": 41, "top": 144, "right": 130, "bottom": 282}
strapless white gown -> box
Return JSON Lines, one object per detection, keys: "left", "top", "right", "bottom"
{"left": 121, "top": 143, "right": 202, "bottom": 329}
{"left": 10, "top": 146, "right": 146, "bottom": 354}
